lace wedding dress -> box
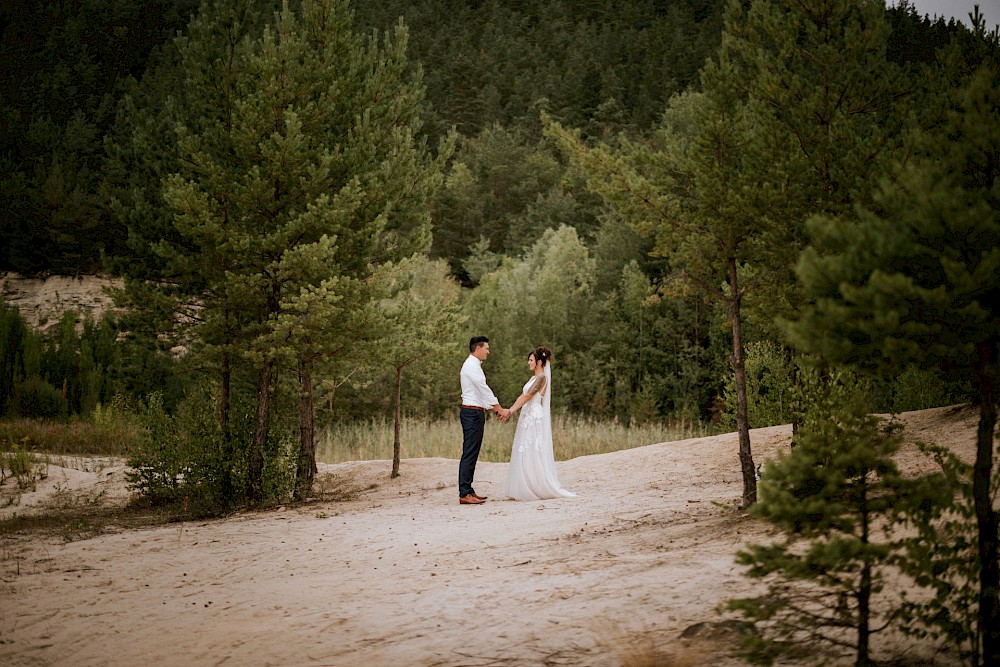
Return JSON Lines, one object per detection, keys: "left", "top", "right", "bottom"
{"left": 504, "top": 364, "right": 575, "bottom": 501}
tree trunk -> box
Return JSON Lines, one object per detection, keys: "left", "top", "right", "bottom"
{"left": 857, "top": 481, "right": 871, "bottom": 667}
{"left": 857, "top": 559, "right": 872, "bottom": 667}
{"left": 248, "top": 361, "right": 273, "bottom": 503}
{"left": 295, "top": 363, "right": 317, "bottom": 500}
{"left": 220, "top": 348, "right": 231, "bottom": 444}
{"left": 392, "top": 365, "right": 402, "bottom": 479}
{"left": 729, "top": 258, "right": 757, "bottom": 508}
{"left": 974, "top": 342, "right": 999, "bottom": 665}
{"left": 787, "top": 345, "right": 799, "bottom": 446}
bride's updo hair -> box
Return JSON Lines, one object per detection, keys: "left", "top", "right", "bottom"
{"left": 532, "top": 346, "right": 552, "bottom": 368}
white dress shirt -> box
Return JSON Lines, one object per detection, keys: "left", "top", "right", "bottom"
{"left": 460, "top": 355, "right": 499, "bottom": 408}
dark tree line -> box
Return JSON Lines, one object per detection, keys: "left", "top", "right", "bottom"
{"left": 0, "top": 0, "right": 986, "bottom": 432}
{"left": 2, "top": 0, "right": 725, "bottom": 275}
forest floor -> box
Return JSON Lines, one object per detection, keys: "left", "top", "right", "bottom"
{"left": 0, "top": 405, "right": 978, "bottom": 667}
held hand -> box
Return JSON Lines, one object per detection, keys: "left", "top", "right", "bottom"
{"left": 501, "top": 407, "right": 512, "bottom": 421}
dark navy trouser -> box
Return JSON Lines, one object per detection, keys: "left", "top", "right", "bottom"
{"left": 459, "top": 407, "right": 486, "bottom": 497}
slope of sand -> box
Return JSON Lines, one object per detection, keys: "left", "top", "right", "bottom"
{"left": 0, "top": 406, "right": 978, "bottom": 666}
{"left": 0, "top": 273, "right": 121, "bottom": 333}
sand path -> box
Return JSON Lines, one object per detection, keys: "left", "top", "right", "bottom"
{"left": 0, "top": 406, "right": 977, "bottom": 666}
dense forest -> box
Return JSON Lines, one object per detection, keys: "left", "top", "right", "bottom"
{"left": 2, "top": 1, "right": 999, "bottom": 661}
{"left": 0, "top": 0, "right": 979, "bottom": 423}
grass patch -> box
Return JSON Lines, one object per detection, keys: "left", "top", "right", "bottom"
{"left": 0, "top": 440, "right": 49, "bottom": 493}
{"left": 0, "top": 408, "right": 139, "bottom": 457}
{"left": 317, "top": 415, "right": 715, "bottom": 464}
{"left": 0, "top": 502, "right": 189, "bottom": 541}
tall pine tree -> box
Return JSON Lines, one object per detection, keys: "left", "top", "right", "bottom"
{"left": 786, "top": 64, "right": 1000, "bottom": 665}
{"left": 114, "top": 0, "right": 450, "bottom": 502}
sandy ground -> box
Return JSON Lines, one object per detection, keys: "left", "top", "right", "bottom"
{"left": 0, "top": 406, "right": 980, "bottom": 667}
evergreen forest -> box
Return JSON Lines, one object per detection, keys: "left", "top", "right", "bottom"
{"left": 1, "top": 1, "right": 999, "bottom": 662}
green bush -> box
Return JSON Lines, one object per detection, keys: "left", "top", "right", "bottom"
{"left": 721, "top": 341, "right": 794, "bottom": 430}
{"left": 890, "top": 367, "right": 969, "bottom": 413}
{"left": 1, "top": 438, "right": 48, "bottom": 490}
{"left": 127, "top": 385, "right": 297, "bottom": 514}
{"left": 12, "top": 377, "right": 68, "bottom": 420}
{"left": 896, "top": 441, "right": 982, "bottom": 666}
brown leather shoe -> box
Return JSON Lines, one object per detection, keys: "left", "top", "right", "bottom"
{"left": 472, "top": 493, "right": 488, "bottom": 500}
{"left": 459, "top": 494, "right": 485, "bottom": 505}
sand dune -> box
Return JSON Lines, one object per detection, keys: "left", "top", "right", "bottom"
{"left": 0, "top": 406, "right": 978, "bottom": 666}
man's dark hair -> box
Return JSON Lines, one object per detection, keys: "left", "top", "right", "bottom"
{"left": 469, "top": 336, "right": 489, "bottom": 353}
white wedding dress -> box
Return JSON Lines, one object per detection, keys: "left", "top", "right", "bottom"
{"left": 504, "top": 364, "right": 575, "bottom": 501}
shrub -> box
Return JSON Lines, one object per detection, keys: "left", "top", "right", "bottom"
{"left": 721, "top": 341, "right": 794, "bottom": 430}
{"left": 728, "top": 376, "right": 911, "bottom": 665}
{"left": 1, "top": 437, "right": 48, "bottom": 490}
{"left": 890, "top": 367, "right": 969, "bottom": 413}
{"left": 896, "top": 442, "right": 983, "bottom": 666}
{"left": 12, "top": 377, "right": 68, "bottom": 420}
{"left": 127, "top": 385, "right": 297, "bottom": 514}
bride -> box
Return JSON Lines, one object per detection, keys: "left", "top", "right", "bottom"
{"left": 503, "top": 347, "right": 575, "bottom": 501}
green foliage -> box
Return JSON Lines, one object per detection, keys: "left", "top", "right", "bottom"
{"left": 126, "top": 385, "right": 292, "bottom": 512}
{"left": 787, "top": 63, "right": 1000, "bottom": 662}
{"left": 896, "top": 440, "right": 983, "bottom": 666}
{"left": 721, "top": 0, "right": 910, "bottom": 217}
{"left": 0, "top": 302, "right": 31, "bottom": 416}
{"left": 0, "top": 438, "right": 48, "bottom": 491}
{"left": 352, "top": 0, "right": 724, "bottom": 140}
{"left": 109, "top": 0, "right": 451, "bottom": 501}
{"left": 462, "top": 224, "right": 600, "bottom": 408}
{"left": 0, "top": 0, "right": 205, "bottom": 275}
{"left": 2, "top": 0, "right": 995, "bottom": 469}
{"left": 432, "top": 124, "right": 598, "bottom": 282}
{"left": 12, "top": 378, "right": 69, "bottom": 420}
{"left": 0, "top": 0, "right": 727, "bottom": 276}
{"left": 884, "top": 367, "right": 970, "bottom": 414}
{"left": 720, "top": 341, "right": 794, "bottom": 430}
{"left": 0, "top": 306, "right": 136, "bottom": 420}
{"left": 788, "top": 62, "right": 1000, "bottom": 374}
{"left": 125, "top": 394, "right": 186, "bottom": 502}
{"left": 600, "top": 261, "right": 725, "bottom": 423}
{"left": 729, "top": 376, "right": 910, "bottom": 665}
{"left": 547, "top": 52, "right": 798, "bottom": 502}
{"left": 719, "top": 351, "right": 967, "bottom": 431}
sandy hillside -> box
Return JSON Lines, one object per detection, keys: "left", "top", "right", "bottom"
{"left": 0, "top": 405, "right": 980, "bottom": 667}
{"left": 0, "top": 273, "right": 121, "bottom": 333}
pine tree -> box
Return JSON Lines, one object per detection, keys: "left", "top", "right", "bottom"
{"left": 720, "top": 0, "right": 909, "bottom": 218}
{"left": 786, "top": 64, "right": 1000, "bottom": 665}
{"left": 114, "top": 0, "right": 450, "bottom": 503}
{"left": 730, "top": 376, "right": 910, "bottom": 666}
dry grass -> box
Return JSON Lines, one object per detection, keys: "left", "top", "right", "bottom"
{"left": 0, "top": 409, "right": 138, "bottom": 457}
{"left": 316, "top": 415, "right": 715, "bottom": 464}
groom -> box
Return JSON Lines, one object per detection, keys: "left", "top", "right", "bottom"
{"left": 458, "top": 336, "right": 509, "bottom": 505}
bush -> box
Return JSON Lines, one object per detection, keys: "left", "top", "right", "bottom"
{"left": 721, "top": 341, "right": 794, "bottom": 430}
{"left": 896, "top": 442, "right": 982, "bottom": 666}
{"left": 890, "top": 367, "right": 969, "bottom": 413}
{"left": 1, "top": 437, "right": 48, "bottom": 490}
{"left": 728, "top": 375, "right": 911, "bottom": 665}
{"left": 12, "top": 377, "right": 68, "bottom": 420}
{"left": 127, "top": 385, "right": 297, "bottom": 515}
